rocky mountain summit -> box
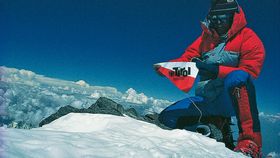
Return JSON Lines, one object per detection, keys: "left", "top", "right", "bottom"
{"left": 39, "top": 97, "right": 167, "bottom": 129}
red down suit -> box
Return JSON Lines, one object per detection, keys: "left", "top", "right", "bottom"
{"left": 172, "top": 7, "right": 265, "bottom": 79}
{"left": 159, "top": 7, "right": 265, "bottom": 155}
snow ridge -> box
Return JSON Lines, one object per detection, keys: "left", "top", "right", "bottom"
{"left": 1, "top": 113, "right": 247, "bottom": 158}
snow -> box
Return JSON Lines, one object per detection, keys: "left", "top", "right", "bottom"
{"left": 0, "top": 113, "right": 247, "bottom": 158}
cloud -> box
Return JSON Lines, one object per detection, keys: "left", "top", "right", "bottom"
{"left": 75, "top": 80, "right": 90, "bottom": 87}
{"left": 89, "top": 92, "right": 101, "bottom": 99}
{"left": 121, "top": 88, "right": 173, "bottom": 113}
{"left": 122, "top": 88, "right": 148, "bottom": 104}
{"left": 0, "top": 66, "right": 40, "bottom": 86}
{"left": 259, "top": 112, "right": 280, "bottom": 123}
{"left": 18, "top": 69, "right": 36, "bottom": 79}
{"left": 266, "top": 152, "right": 280, "bottom": 158}
{"left": 0, "top": 89, "right": 5, "bottom": 115}
{"left": 0, "top": 66, "right": 172, "bottom": 127}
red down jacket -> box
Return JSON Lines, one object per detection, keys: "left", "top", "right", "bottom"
{"left": 172, "top": 7, "right": 265, "bottom": 79}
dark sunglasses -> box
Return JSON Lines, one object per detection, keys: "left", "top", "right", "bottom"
{"left": 208, "top": 14, "right": 233, "bottom": 25}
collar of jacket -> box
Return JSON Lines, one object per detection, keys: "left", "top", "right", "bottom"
{"left": 200, "top": 7, "right": 247, "bottom": 43}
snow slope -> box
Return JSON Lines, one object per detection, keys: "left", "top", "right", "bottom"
{"left": 1, "top": 113, "right": 247, "bottom": 158}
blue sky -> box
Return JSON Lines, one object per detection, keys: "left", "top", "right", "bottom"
{"left": 1, "top": 0, "right": 279, "bottom": 113}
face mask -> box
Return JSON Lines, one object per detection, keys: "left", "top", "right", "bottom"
{"left": 208, "top": 13, "right": 234, "bottom": 36}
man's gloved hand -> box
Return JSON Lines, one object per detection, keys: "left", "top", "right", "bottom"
{"left": 153, "top": 65, "right": 164, "bottom": 77}
{"left": 192, "top": 58, "right": 219, "bottom": 80}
